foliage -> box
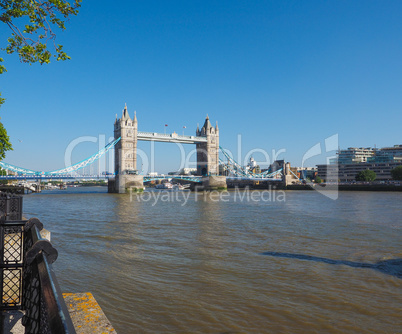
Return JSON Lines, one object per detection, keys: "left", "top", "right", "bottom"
{"left": 0, "top": 0, "right": 81, "bottom": 66}
{"left": 0, "top": 56, "right": 5, "bottom": 74}
{"left": 390, "top": 166, "right": 402, "bottom": 181}
{"left": 0, "top": 0, "right": 81, "bottom": 160}
{"left": 315, "top": 175, "right": 322, "bottom": 184}
{"left": 46, "top": 180, "right": 64, "bottom": 185}
{"left": 0, "top": 120, "right": 12, "bottom": 160}
{"left": 0, "top": 167, "right": 6, "bottom": 183}
{"left": 355, "top": 169, "right": 376, "bottom": 182}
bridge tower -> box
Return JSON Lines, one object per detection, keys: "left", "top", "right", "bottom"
{"left": 114, "top": 104, "right": 137, "bottom": 175}
{"left": 196, "top": 115, "right": 220, "bottom": 176}
{"left": 109, "top": 105, "right": 143, "bottom": 193}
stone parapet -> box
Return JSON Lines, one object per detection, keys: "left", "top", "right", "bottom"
{"left": 63, "top": 293, "right": 116, "bottom": 334}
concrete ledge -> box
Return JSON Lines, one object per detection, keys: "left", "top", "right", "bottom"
{"left": 63, "top": 292, "right": 116, "bottom": 334}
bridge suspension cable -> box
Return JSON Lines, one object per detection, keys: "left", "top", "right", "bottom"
{"left": 0, "top": 137, "right": 121, "bottom": 176}
{"left": 47, "top": 137, "right": 120, "bottom": 175}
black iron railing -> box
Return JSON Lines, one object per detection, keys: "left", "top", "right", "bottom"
{"left": 0, "top": 220, "right": 25, "bottom": 310}
{"left": 0, "top": 192, "right": 23, "bottom": 221}
{"left": 0, "top": 194, "right": 76, "bottom": 333}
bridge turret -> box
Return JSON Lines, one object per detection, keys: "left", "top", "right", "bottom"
{"left": 122, "top": 104, "right": 131, "bottom": 122}
{"left": 203, "top": 115, "right": 212, "bottom": 131}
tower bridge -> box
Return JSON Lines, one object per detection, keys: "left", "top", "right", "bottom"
{"left": 109, "top": 105, "right": 225, "bottom": 193}
{"left": 0, "top": 104, "right": 298, "bottom": 191}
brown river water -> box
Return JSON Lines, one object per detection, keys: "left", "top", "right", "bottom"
{"left": 23, "top": 187, "right": 401, "bottom": 333}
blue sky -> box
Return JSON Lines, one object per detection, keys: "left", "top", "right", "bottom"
{"left": 1, "top": 0, "right": 401, "bottom": 174}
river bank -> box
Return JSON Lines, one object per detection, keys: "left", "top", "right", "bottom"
{"left": 286, "top": 183, "right": 402, "bottom": 191}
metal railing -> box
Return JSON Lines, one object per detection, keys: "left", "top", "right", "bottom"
{"left": 0, "top": 192, "right": 23, "bottom": 221}
{"left": 0, "top": 220, "right": 25, "bottom": 310}
{"left": 0, "top": 193, "right": 76, "bottom": 333}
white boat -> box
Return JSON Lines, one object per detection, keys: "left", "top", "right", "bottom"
{"left": 172, "top": 183, "right": 191, "bottom": 190}
{"left": 155, "top": 182, "right": 190, "bottom": 190}
{"left": 155, "top": 182, "right": 173, "bottom": 189}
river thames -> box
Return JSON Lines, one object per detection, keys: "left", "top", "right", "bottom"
{"left": 23, "top": 187, "right": 401, "bottom": 333}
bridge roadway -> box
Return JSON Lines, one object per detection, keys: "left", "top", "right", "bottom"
{"left": 0, "top": 175, "right": 112, "bottom": 180}
{"left": 0, "top": 174, "right": 283, "bottom": 182}
{"left": 138, "top": 131, "right": 207, "bottom": 144}
{"left": 142, "top": 175, "right": 282, "bottom": 183}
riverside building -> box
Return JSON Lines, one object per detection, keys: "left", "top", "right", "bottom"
{"left": 317, "top": 145, "right": 402, "bottom": 182}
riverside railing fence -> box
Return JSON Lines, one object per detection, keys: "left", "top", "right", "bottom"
{"left": 0, "top": 193, "right": 76, "bottom": 334}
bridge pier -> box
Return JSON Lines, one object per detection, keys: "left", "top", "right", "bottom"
{"left": 108, "top": 175, "right": 144, "bottom": 193}
{"left": 196, "top": 175, "right": 227, "bottom": 190}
